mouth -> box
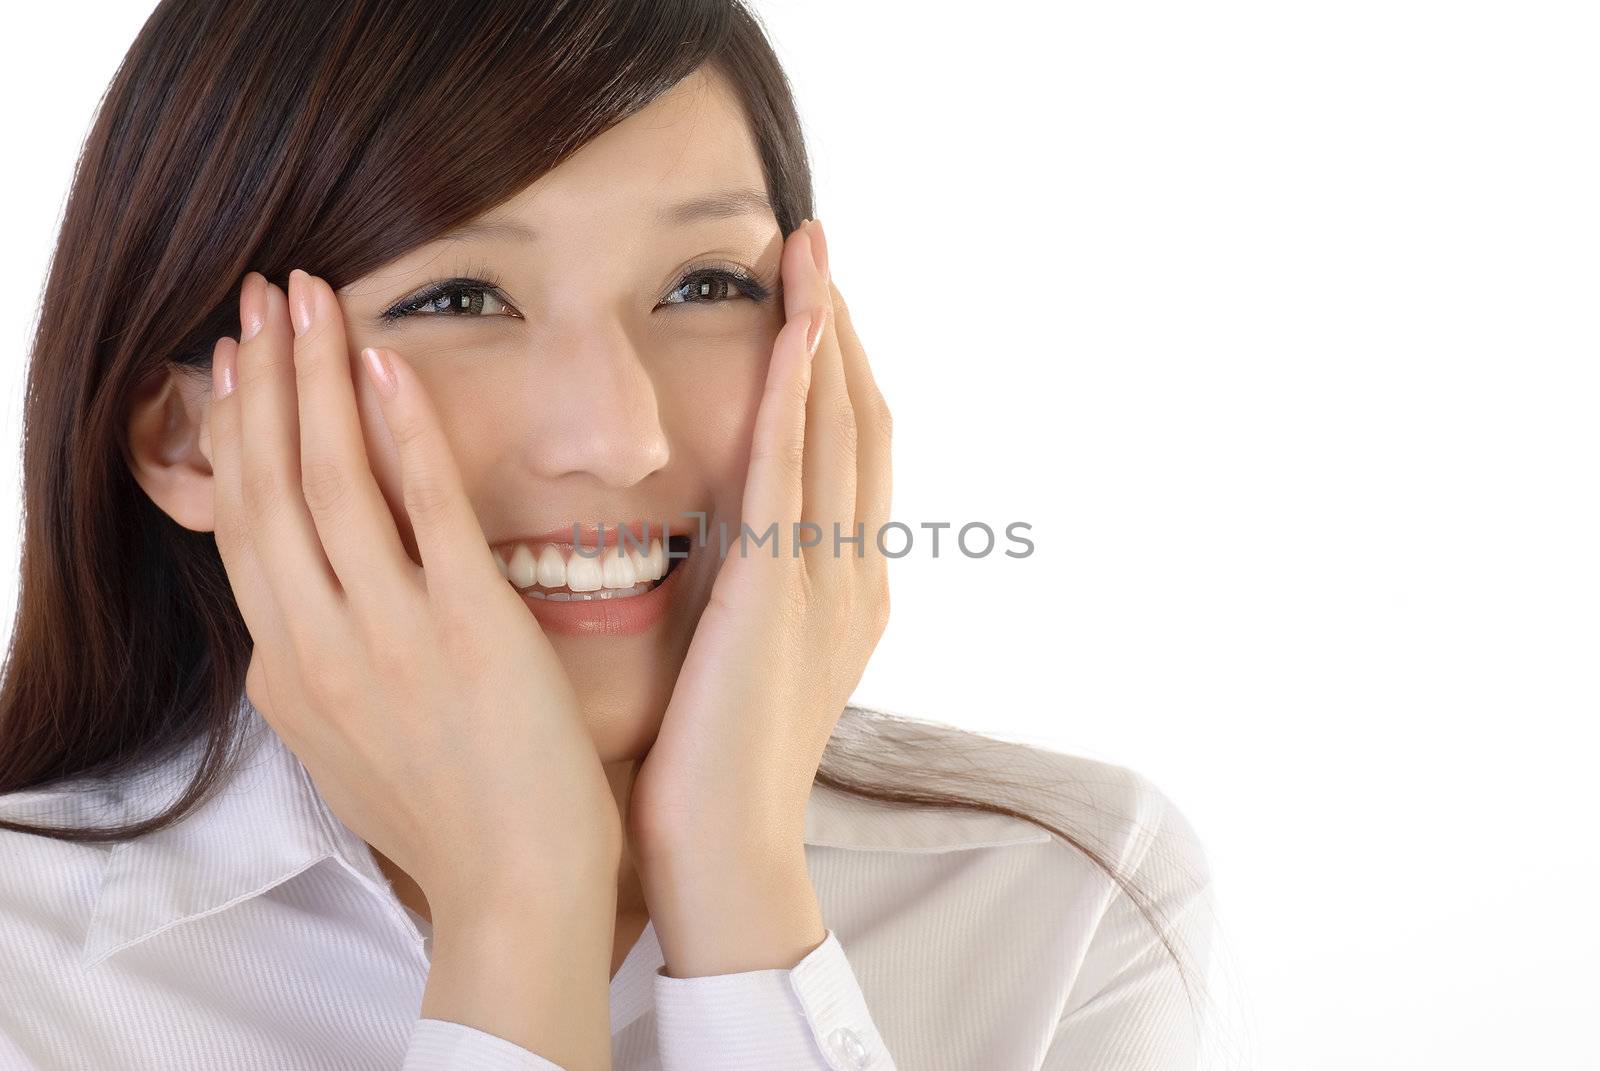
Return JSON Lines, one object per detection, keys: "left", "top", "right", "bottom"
{"left": 497, "top": 534, "right": 693, "bottom": 601}
{"left": 494, "top": 533, "right": 696, "bottom": 638}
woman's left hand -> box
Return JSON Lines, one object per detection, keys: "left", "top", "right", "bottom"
{"left": 626, "top": 219, "right": 893, "bottom": 975}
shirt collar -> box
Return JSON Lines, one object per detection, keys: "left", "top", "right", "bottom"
{"left": 81, "top": 693, "right": 394, "bottom": 966}
{"left": 82, "top": 695, "right": 1048, "bottom": 966}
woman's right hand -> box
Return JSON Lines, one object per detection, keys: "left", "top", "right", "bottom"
{"left": 208, "top": 268, "right": 621, "bottom": 922}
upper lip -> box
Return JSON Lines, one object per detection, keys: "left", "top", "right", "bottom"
{"left": 490, "top": 518, "right": 691, "bottom": 553}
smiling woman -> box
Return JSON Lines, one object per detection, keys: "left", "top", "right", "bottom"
{"left": 0, "top": 1, "right": 1217, "bottom": 1069}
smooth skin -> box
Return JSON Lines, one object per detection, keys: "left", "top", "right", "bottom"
{"left": 130, "top": 65, "right": 891, "bottom": 1066}
{"left": 209, "top": 219, "right": 887, "bottom": 1064}
{"left": 129, "top": 70, "right": 881, "bottom": 968}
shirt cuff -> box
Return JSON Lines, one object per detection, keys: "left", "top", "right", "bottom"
{"left": 652, "top": 928, "right": 896, "bottom": 1070}
{"left": 402, "top": 1018, "right": 566, "bottom": 1071}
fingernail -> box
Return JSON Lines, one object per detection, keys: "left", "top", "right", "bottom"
{"left": 808, "top": 218, "right": 829, "bottom": 281}
{"left": 805, "top": 305, "right": 827, "bottom": 358}
{"left": 289, "top": 269, "right": 315, "bottom": 336}
{"left": 213, "top": 337, "right": 237, "bottom": 399}
{"left": 239, "top": 272, "right": 266, "bottom": 342}
{"left": 361, "top": 346, "right": 398, "bottom": 399}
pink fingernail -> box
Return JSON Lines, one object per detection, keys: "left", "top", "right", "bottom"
{"left": 213, "top": 338, "right": 236, "bottom": 399}
{"left": 808, "top": 218, "right": 829, "bottom": 280}
{"left": 289, "top": 269, "right": 315, "bottom": 336}
{"left": 361, "top": 347, "right": 398, "bottom": 399}
{"left": 239, "top": 273, "right": 265, "bottom": 342}
{"left": 805, "top": 306, "right": 827, "bottom": 357}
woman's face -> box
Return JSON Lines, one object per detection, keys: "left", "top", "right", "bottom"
{"left": 162, "top": 67, "right": 786, "bottom": 765}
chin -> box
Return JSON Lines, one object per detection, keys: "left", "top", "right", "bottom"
{"left": 586, "top": 695, "right": 671, "bottom": 765}
{"left": 543, "top": 565, "right": 704, "bottom": 763}
{"left": 550, "top": 637, "right": 681, "bottom": 763}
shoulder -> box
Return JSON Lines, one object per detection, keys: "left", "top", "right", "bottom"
{"left": 0, "top": 778, "right": 125, "bottom": 865}
{"left": 999, "top": 735, "right": 1211, "bottom": 894}
{"left": 921, "top": 729, "right": 1219, "bottom": 1015}
{"left": 820, "top": 706, "right": 1211, "bottom": 897}
{"left": 0, "top": 771, "right": 125, "bottom": 845}
{"left": 816, "top": 709, "right": 1217, "bottom": 1032}
{"left": 0, "top": 781, "right": 123, "bottom": 978}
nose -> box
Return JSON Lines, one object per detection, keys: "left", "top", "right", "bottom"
{"left": 517, "top": 324, "right": 670, "bottom": 487}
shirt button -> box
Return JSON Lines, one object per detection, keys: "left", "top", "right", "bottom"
{"left": 825, "top": 1025, "right": 869, "bottom": 1070}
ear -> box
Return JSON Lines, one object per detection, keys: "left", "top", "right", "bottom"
{"left": 126, "top": 362, "right": 217, "bottom": 532}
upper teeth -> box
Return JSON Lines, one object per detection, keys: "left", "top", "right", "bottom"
{"left": 491, "top": 537, "right": 670, "bottom": 592}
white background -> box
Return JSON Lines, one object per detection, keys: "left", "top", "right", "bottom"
{"left": 4, "top": 3, "right": 1597, "bottom": 1068}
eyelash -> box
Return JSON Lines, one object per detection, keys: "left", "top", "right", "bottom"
{"left": 377, "top": 261, "right": 774, "bottom": 323}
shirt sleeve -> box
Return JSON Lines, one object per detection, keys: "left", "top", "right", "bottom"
{"left": 402, "top": 1018, "right": 567, "bottom": 1071}
{"left": 1040, "top": 788, "right": 1217, "bottom": 1070}
{"left": 652, "top": 928, "right": 897, "bottom": 1071}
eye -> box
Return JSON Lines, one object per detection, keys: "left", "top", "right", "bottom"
{"left": 380, "top": 278, "right": 520, "bottom": 322}
{"left": 660, "top": 265, "right": 773, "bottom": 308}
{"left": 379, "top": 262, "right": 775, "bottom": 324}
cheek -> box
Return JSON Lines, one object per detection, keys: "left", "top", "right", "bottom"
{"left": 349, "top": 329, "right": 780, "bottom": 547}
{"left": 350, "top": 367, "right": 487, "bottom": 561}
{"left": 658, "top": 346, "right": 770, "bottom": 493}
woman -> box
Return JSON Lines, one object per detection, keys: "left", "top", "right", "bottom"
{"left": 0, "top": 1, "right": 1217, "bottom": 1068}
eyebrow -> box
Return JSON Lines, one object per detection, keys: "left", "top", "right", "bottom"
{"left": 656, "top": 187, "right": 774, "bottom": 226}
{"left": 438, "top": 187, "right": 774, "bottom": 245}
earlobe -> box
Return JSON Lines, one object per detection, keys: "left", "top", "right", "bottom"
{"left": 125, "top": 364, "right": 217, "bottom": 533}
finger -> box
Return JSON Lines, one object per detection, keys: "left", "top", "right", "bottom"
{"left": 355, "top": 345, "right": 501, "bottom": 603}
{"left": 830, "top": 278, "right": 892, "bottom": 544}
{"left": 794, "top": 222, "right": 859, "bottom": 576}
{"left": 741, "top": 294, "right": 816, "bottom": 561}
{"left": 287, "top": 269, "right": 420, "bottom": 611}
{"left": 210, "top": 334, "right": 288, "bottom": 645}
{"left": 234, "top": 273, "right": 347, "bottom": 648}
{"left": 212, "top": 334, "right": 316, "bottom": 748}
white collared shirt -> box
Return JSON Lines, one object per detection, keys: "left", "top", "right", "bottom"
{"left": 0, "top": 695, "right": 1215, "bottom": 1069}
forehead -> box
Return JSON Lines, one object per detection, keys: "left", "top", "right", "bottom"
{"left": 488, "top": 66, "right": 768, "bottom": 233}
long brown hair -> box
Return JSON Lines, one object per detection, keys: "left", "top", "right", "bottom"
{"left": 0, "top": 0, "right": 1212, "bottom": 1038}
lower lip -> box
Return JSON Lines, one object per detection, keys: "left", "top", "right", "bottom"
{"left": 513, "top": 553, "right": 687, "bottom": 637}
